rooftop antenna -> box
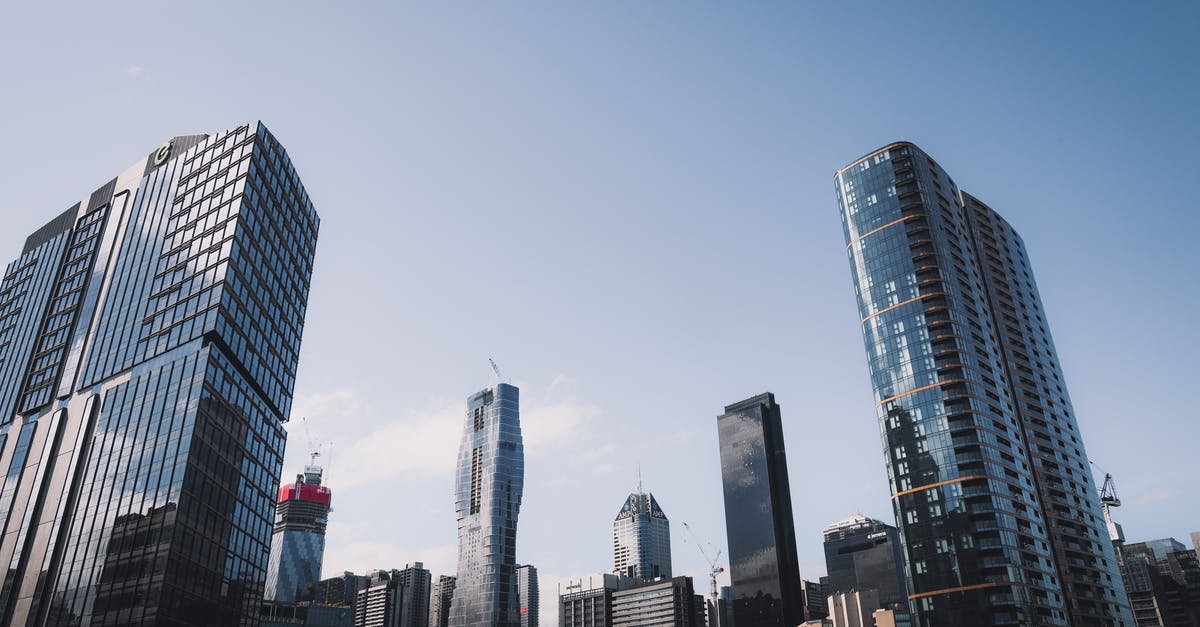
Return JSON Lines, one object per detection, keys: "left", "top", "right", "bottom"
{"left": 637, "top": 464, "right": 644, "bottom": 496}
{"left": 489, "top": 358, "right": 512, "bottom": 384}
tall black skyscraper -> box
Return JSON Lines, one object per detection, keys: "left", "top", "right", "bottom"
{"left": 716, "top": 393, "right": 804, "bottom": 627}
{"left": 0, "top": 122, "right": 319, "bottom": 625}
{"left": 836, "top": 141, "right": 1131, "bottom": 624}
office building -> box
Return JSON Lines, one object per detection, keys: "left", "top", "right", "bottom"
{"left": 314, "top": 572, "right": 373, "bottom": 611}
{"left": 821, "top": 514, "right": 907, "bottom": 610}
{"left": 836, "top": 141, "right": 1131, "bottom": 624}
{"left": 267, "top": 461, "right": 333, "bottom": 602}
{"left": 1118, "top": 538, "right": 1200, "bottom": 626}
{"left": 611, "top": 576, "right": 702, "bottom": 627}
{"left": 559, "top": 574, "right": 638, "bottom": 627}
{"left": 517, "top": 565, "right": 538, "bottom": 627}
{"left": 354, "top": 565, "right": 432, "bottom": 627}
{"left": 716, "top": 393, "right": 805, "bottom": 627}
{"left": 801, "top": 580, "right": 827, "bottom": 621}
{"left": 431, "top": 576, "right": 457, "bottom": 627}
{"left": 613, "top": 483, "right": 672, "bottom": 581}
{"left": 449, "top": 383, "right": 524, "bottom": 627}
{"left": 0, "top": 122, "right": 318, "bottom": 625}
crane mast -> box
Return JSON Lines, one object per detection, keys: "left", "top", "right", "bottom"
{"left": 681, "top": 521, "right": 725, "bottom": 602}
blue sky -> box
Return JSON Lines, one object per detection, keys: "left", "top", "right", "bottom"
{"left": 1, "top": 2, "right": 1197, "bottom": 621}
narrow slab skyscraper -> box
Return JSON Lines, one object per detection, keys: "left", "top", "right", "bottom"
{"left": 835, "top": 141, "right": 1131, "bottom": 624}
{"left": 450, "top": 383, "right": 524, "bottom": 627}
{"left": 0, "top": 122, "right": 319, "bottom": 625}
{"left": 716, "top": 393, "right": 804, "bottom": 627}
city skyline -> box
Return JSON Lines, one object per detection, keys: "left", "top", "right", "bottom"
{"left": 1, "top": 3, "right": 1197, "bottom": 626}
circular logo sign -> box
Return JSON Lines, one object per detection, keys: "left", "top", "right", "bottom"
{"left": 153, "top": 142, "right": 172, "bottom": 166}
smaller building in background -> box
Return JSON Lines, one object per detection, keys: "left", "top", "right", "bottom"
{"left": 821, "top": 514, "right": 907, "bottom": 610}
{"left": 800, "top": 580, "right": 827, "bottom": 621}
{"left": 266, "top": 461, "right": 333, "bottom": 603}
{"left": 560, "top": 574, "right": 638, "bottom": 627}
{"left": 518, "top": 565, "right": 539, "bottom": 627}
{"left": 430, "top": 575, "right": 457, "bottom": 627}
{"left": 827, "top": 591, "right": 878, "bottom": 627}
{"left": 353, "top": 564, "right": 432, "bottom": 627}
{"left": 1119, "top": 537, "right": 1200, "bottom": 626}
{"left": 611, "top": 576, "right": 703, "bottom": 627}
{"left": 613, "top": 485, "right": 672, "bottom": 581}
{"left": 313, "top": 572, "right": 372, "bottom": 612}
{"left": 705, "top": 586, "right": 733, "bottom": 627}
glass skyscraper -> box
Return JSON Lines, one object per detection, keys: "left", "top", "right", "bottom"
{"left": 716, "top": 393, "right": 804, "bottom": 627}
{"left": 821, "top": 514, "right": 908, "bottom": 610}
{"left": 836, "top": 141, "right": 1131, "bottom": 625}
{"left": 516, "top": 564, "right": 538, "bottom": 627}
{"left": 450, "top": 383, "right": 524, "bottom": 627}
{"left": 612, "top": 487, "right": 671, "bottom": 581}
{"left": 264, "top": 461, "right": 332, "bottom": 603}
{"left": 0, "top": 122, "right": 319, "bottom": 625}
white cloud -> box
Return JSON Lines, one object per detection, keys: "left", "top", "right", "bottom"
{"left": 327, "top": 399, "right": 463, "bottom": 490}
{"left": 126, "top": 65, "right": 143, "bottom": 77}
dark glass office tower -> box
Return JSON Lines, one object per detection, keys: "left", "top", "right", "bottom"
{"left": 0, "top": 122, "right": 319, "bottom": 625}
{"left": 450, "top": 383, "right": 524, "bottom": 627}
{"left": 822, "top": 514, "right": 908, "bottom": 609}
{"left": 516, "top": 565, "right": 538, "bottom": 627}
{"left": 835, "top": 142, "right": 1131, "bottom": 625}
{"left": 716, "top": 393, "right": 804, "bottom": 627}
{"left": 264, "top": 461, "right": 332, "bottom": 602}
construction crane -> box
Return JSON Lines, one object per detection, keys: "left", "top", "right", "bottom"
{"left": 302, "top": 416, "right": 322, "bottom": 467}
{"left": 1091, "top": 461, "right": 1124, "bottom": 544}
{"left": 489, "top": 358, "right": 512, "bottom": 384}
{"left": 681, "top": 521, "right": 725, "bottom": 602}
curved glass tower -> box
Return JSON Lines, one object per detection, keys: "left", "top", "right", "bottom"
{"left": 265, "top": 462, "right": 331, "bottom": 603}
{"left": 449, "top": 383, "right": 524, "bottom": 627}
{"left": 835, "top": 142, "right": 1131, "bottom": 625}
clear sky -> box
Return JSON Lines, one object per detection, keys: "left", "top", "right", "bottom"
{"left": 1, "top": 2, "right": 1197, "bottom": 622}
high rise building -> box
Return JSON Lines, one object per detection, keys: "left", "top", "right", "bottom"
{"left": 431, "top": 576, "right": 457, "bottom": 627}
{"left": 354, "top": 565, "right": 432, "bottom": 627}
{"left": 1118, "top": 538, "right": 1200, "bottom": 626}
{"left": 314, "top": 572, "right": 373, "bottom": 612}
{"left": 267, "top": 461, "right": 333, "bottom": 602}
{"left": 800, "top": 580, "right": 827, "bottom": 621}
{"left": 516, "top": 565, "right": 538, "bottom": 627}
{"left": 821, "top": 514, "right": 907, "bottom": 610}
{"left": 613, "top": 483, "right": 672, "bottom": 581}
{"left": 611, "top": 576, "right": 703, "bottom": 627}
{"left": 449, "top": 383, "right": 524, "bottom": 627}
{"left": 716, "top": 393, "right": 805, "bottom": 627}
{"left": 559, "top": 574, "right": 637, "bottom": 627}
{"left": 0, "top": 122, "right": 318, "bottom": 625}
{"left": 827, "top": 590, "right": 879, "bottom": 627}
{"left": 835, "top": 141, "right": 1132, "bottom": 624}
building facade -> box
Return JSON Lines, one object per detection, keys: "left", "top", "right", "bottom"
{"left": 517, "top": 565, "right": 539, "bottom": 627}
{"left": 431, "top": 575, "right": 457, "bottom": 627}
{"left": 314, "top": 572, "right": 373, "bottom": 612}
{"left": 716, "top": 393, "right": 805, "bottom": 627}
{"left": 613, "top": 487, "right": 672, "bottom": 581}
{"left": 559, "top": 574, "right": 637, "bottom": 627}
{"left": 801, "top": 580, "right": 827, "bottom": 621}
{"left": 821, "top": 514, "right": 908, "bottom": 610}
{"left": 449, "top": 383, "right": 524, "bottom": 627}
{"left": 1118, "top": 538, "right": 1200, "bottom": 626}
{"left": 835, "top": 141, "right": 1131, "bottom": 624}
{"left": 353, "top": 565, "right": 432, "bottom": 627}
{"left": 267, "top": 462, "right": 333, "bottom": 602}
{"left": 611, "top": 577, "right": 702, "bottom": 627}
{"left": 0, "top": 122, "right": 318, "bottom": 625}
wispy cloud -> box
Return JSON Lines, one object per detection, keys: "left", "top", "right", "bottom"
{"left": 126, "top": 65, "right": 143, "bottom": 78}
